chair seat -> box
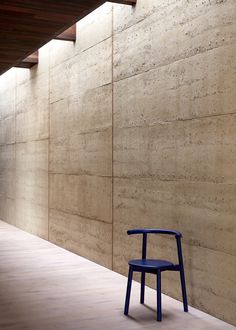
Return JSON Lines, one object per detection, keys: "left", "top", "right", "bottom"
{"left": 129, "top": 259, "right": 174, "bottom": 270}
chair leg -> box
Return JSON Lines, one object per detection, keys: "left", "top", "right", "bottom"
{"left": 179, "top": 266, "right": 188, "bottom": 312}
{"left": 124, "top": 266, "right": 133, "bottom": 316}
{"left": 140, "top": 271, "right": 145, "bottom": 304}
{"left": 156, "top": 270, "right": 162, "bottom": 322}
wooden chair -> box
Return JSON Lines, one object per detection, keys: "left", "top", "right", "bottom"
{"left": 124, "top": 229, "right": 188, "bottom": 321}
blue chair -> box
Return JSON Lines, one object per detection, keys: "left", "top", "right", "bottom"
{"left": 124, "top": 229, "right": 188, "bottom": 321}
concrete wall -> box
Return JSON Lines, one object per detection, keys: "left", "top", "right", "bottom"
{"left": 0, "top": 0, "right": 235, "bottom": 325}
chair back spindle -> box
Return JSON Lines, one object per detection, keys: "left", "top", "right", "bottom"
{"left": 142, "top": 233, "right": 147, "bottom": 259}
{"left": 176, "top": 236, "right": 184, "bottom": 267}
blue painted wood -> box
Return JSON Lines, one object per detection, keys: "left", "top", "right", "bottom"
{"left": 157, "top": 269, "right": 162, "bottom": 322}
{"left": 140, "top": 272, "right": 145, "bottom": 304}
{"left": 176, "top": 237, "right": 188, "bottom": 312}
{"left": 129, "top": 259, "right": 174, "bottom": 269}
{"left": 124, "top": 266, "right": 133, "bottom": 315}
{"left": 127, "top": 229, "right": 182, "bottom": 237}
{"left": 124, "top": 228, "right": 188, "bottom": 322}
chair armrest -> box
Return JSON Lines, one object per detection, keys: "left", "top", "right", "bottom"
{"left": 127, "top": 228, "right": 182, "bottom": 238}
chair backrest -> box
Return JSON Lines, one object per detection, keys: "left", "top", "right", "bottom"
{"left": 127, "top": 228, "right": 184, "bottom": 266}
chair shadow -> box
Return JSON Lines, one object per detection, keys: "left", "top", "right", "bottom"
{"left": 126, "top": 304, "right": 174, "bottom": 322}
{"left": 143, "top": 303, "right": 156, "bottom": 313}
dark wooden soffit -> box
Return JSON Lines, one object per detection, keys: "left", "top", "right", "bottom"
{"left": 14, "top": 51, "right": 38, "bottom": 69}
{"left": 16, "top": 26, "right": 76, "bottom": 69}
{"left": 0, "top": 0, "right": 136, "bottom": 75}
{"left": 55, "top": 25, "right": 76, "bottom": 42}
{"left": 111, "top": 0, "right": 136, "bottom": 4}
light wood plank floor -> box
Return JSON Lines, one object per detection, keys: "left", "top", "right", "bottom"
{"left": 0, "top": 220, "right": 234, "bottom": 330}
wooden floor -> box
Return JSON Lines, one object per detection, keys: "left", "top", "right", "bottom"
{"left": 0, "top": 221, "right": 234, "bottom": 330}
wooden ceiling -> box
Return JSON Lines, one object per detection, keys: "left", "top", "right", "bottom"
{"left": 0, "top": 0, "right": 135, "bottom": 75}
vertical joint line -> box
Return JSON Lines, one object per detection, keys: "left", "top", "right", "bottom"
{"left": 48, "top": 48, "right": 50, "bottom": 242}
{"left": 111, "top": 3, "right": 114, "bottom": 271}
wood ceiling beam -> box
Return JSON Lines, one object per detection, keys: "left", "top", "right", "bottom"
{"left": 55, "top": 24, "right": 76, "bottom": 42}
{"left": 108, "top": 0, "right": 136, "bottom": 5}
{"left": 14, "top": 51, "right": 38, "bottom": 69}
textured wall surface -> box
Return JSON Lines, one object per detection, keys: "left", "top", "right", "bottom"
{"left": 48, "top": 4, "right": 113, "bottom": 269}
{"left": 112, "top": 0, "right": 236, "bottom": 325}
{"left": 0, "top": 0, "right": 235, "bottom": 325}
